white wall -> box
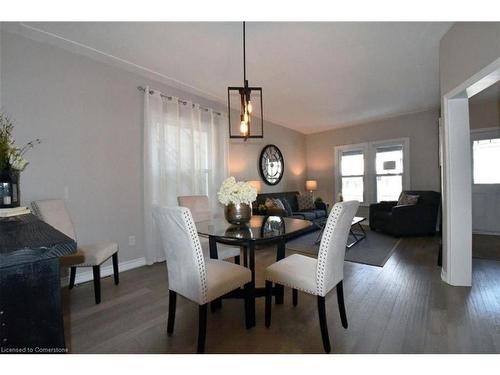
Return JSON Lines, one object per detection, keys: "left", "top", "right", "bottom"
{"left": 0, "top": 30, "right": 306, "bottom": 269}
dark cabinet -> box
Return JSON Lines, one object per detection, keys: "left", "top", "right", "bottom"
{"left": 0, "top": 214, "right": 76, "bottom": 353}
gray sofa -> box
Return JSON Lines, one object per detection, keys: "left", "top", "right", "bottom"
{"left": 252, "top": 191, "right": 327, "bottom": 224}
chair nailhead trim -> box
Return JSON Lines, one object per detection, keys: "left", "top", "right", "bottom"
{"left": 182, "top": 209, "right": 208, "bottom": 304}
{"left": 316, "top": 204, "right": 342, "bottom": 296}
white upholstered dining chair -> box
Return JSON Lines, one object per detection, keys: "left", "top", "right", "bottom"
{"left": 31, "top": 199, "right": 119, "bottom": 304}
{"left": 177, "top": 195, "right": 241, "bottom": 263}
{"left": 153, "top": 206, "right": 252, "bottom": 353}
{"left": 264, "top": 200, "right": 359, "bottom": 353}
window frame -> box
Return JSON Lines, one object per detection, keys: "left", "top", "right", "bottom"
{"left": 335, "top": 138, "right": 410, "bottom": 206}
{"left": 335, "top": 143, "right": 368, "bottom": 203}
{"left": 470, "top": 127, "right": 500, "bottom": 186}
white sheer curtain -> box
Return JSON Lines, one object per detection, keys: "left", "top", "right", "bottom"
{"left": 143, "top": 87, "right": 229, "bottom": 264}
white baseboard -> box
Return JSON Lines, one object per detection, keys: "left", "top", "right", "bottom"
{"left": 441, "top": 268, "right": 448, "bottom": 284}
{"left": 74, "top": 257, "right": 146, "bottom": 285}
{"left": 472, "top": 230, "right": 500, "bottom": 236}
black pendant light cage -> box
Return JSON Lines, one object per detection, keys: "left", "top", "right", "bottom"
{"left": 228, "top": 22, "right": 264, "bottom": 140}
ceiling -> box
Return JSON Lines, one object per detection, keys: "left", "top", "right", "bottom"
{"left": 17, "top": 22, "right": 452, "bottom": 134}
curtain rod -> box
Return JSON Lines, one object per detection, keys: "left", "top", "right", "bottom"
{"left": 137, "top": 86, "right": 223, "bottom": 116}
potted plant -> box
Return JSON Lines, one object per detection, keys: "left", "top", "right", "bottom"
{"left": 217, "top": 177, "right": 258, "bottom": 225}
{"left": 0, "top": 112, "right": 40, "bottom": 208}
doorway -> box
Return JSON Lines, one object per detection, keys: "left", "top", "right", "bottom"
{"left": 470, "top": 82, "right": 500, "bottom": 262}
{"left": 441, "top": 58, "right": 500, "bottom": 286}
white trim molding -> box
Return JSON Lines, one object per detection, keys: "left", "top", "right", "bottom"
{"left": 74, "top": 257, "right": 147, "bottom": 285}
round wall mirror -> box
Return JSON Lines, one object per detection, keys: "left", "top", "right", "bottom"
{"left": 259, "top": 144, "right": 284, "bottom": 185}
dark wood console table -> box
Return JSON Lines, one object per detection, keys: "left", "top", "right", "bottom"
{"left": 0, "top": 214, "right": 76, "bottom": 353}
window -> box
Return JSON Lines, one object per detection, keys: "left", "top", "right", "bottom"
{"left": 375, "top": 145, "right": 403, "bottom": 201}
{"left": 340, "top": 150, "right": 364, "bottom": 202}
{"left": 335, "top": 138, "right": 409, "bottom": 205}
{"left": 473, "top": 138, "right": 500, "bottom": 184}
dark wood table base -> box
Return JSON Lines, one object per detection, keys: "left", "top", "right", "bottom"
{"left": 209, "top": 236, "right": 286, "bottom": 327}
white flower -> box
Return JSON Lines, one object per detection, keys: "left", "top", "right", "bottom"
{"left": 218, "top": 177, "right": 257, "bottom": 206}
{"left": 9, "top": 153, "right": 29, "bottom": 171}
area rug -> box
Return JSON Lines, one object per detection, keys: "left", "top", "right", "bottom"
{"left": 286, "top": 227, "right": 401, "bottom": 267}
{"left": 473, "top": 234, "right": 500, "bottom": 261}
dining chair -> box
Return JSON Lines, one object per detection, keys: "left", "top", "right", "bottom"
{"left": 153, "top": 206, "right": 253, "bottom": 353}
{"left": 177, "top": 195, "right": 241, "bottom": 263}
{"left": 264, "top": 200, "right": 359, "bottom": 353}
{"left": 32, "top": 199, "right": 119, "bottom": 304}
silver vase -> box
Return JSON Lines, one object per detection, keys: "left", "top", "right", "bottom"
{"left": 224, "top": 203, "right": 252, "bottom": 225}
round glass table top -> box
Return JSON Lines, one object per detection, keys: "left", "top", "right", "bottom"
{"left": 196, "top": 215, "right": 313, "bottom": 242}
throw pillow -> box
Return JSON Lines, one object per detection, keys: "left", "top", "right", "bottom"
{"left": 264, "top": 198, "right": 276, "bottom": 209}
{"left": 280, "top": 199, "right": 293, "bottom": 216}
{"left": 297, "top": 193, "right": 315, "bottom": 211}
{"left": 273, "top": 198, "right": 285, "bottom": 211}
{"left": 397, "top": 193, "right": 419, "bottom": 206}
{"left": 265, "top": 198, "right": 285, "bottom": 211}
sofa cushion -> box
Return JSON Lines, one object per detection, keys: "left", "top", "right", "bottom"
{"left": 292, "top": 211, "right": 316, "bottom": 221}
{"left": 313, "top": 209, "right": 327, "bottom": 219}
{"left": 297, "top": 193, "right": 315, "bottom": 210}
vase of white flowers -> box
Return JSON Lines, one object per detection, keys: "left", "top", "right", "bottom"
{"left": 218, "top": 177, "right": 258, "bottom": 225}
{"left": 0, "top": 112, "right": 40, "bottom": 208}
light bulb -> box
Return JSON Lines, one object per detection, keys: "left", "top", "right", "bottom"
{"left": 243, "top": 112, "right": 249, "bottom": 123}
{"left": 247, "top": 101, "right": 253, "bottom": 113}
{"left": 240, "top": 120, "right": 248, "bottom": 134}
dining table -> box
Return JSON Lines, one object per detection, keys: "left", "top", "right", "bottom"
{"left": 196, "top": 215, "right": 314, "bottom": 327}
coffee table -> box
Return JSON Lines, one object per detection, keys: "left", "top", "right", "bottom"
{"left": 314, "top": 216, "right": 367, "bottom": 248}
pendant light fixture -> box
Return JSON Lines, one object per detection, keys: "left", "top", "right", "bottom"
{"left": 228, "top": 22, "right": 264, "bottom": 140}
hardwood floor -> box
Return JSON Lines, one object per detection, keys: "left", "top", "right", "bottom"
{"left": 473, "top": 233, "right": 500, "bottom": 261}
{"left": 62, "top": 235, "right": 500, "bottom": 353}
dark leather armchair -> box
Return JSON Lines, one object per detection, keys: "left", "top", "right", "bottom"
{"left": 369, "top": 190, "right": 441, "bottom": 237}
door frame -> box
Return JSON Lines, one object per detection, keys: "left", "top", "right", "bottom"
{"left": 441, "top": 57, "right": 500, "bottom": 286}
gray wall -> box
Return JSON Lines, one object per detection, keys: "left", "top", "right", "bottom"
{"left": 469, "top": 82, "right": 500, "bottom": 130}
{"left": 0, "top": 30, "right": 306, "bottom": 265}
{"left": 305, "top": 109, "right": 440, "bottom": 214}
{"left": 229, "top": 125, "right": 306, "bottom": 194}
{"left": 0, "top": 26, "right": 2, "bottom": 108}
{"left": 440, "top": 22, "right": 500, "bottom": 95}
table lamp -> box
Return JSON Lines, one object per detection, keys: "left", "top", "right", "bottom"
{"left": 306, "top": 180, "right": 318, "bottom": 193}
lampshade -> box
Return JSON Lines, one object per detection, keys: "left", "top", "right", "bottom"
{"left": 306, "top": 180, "right": 318, "bottom": 191}
{"left": 248, "top": 180, "right": 262, "bottom": 193}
